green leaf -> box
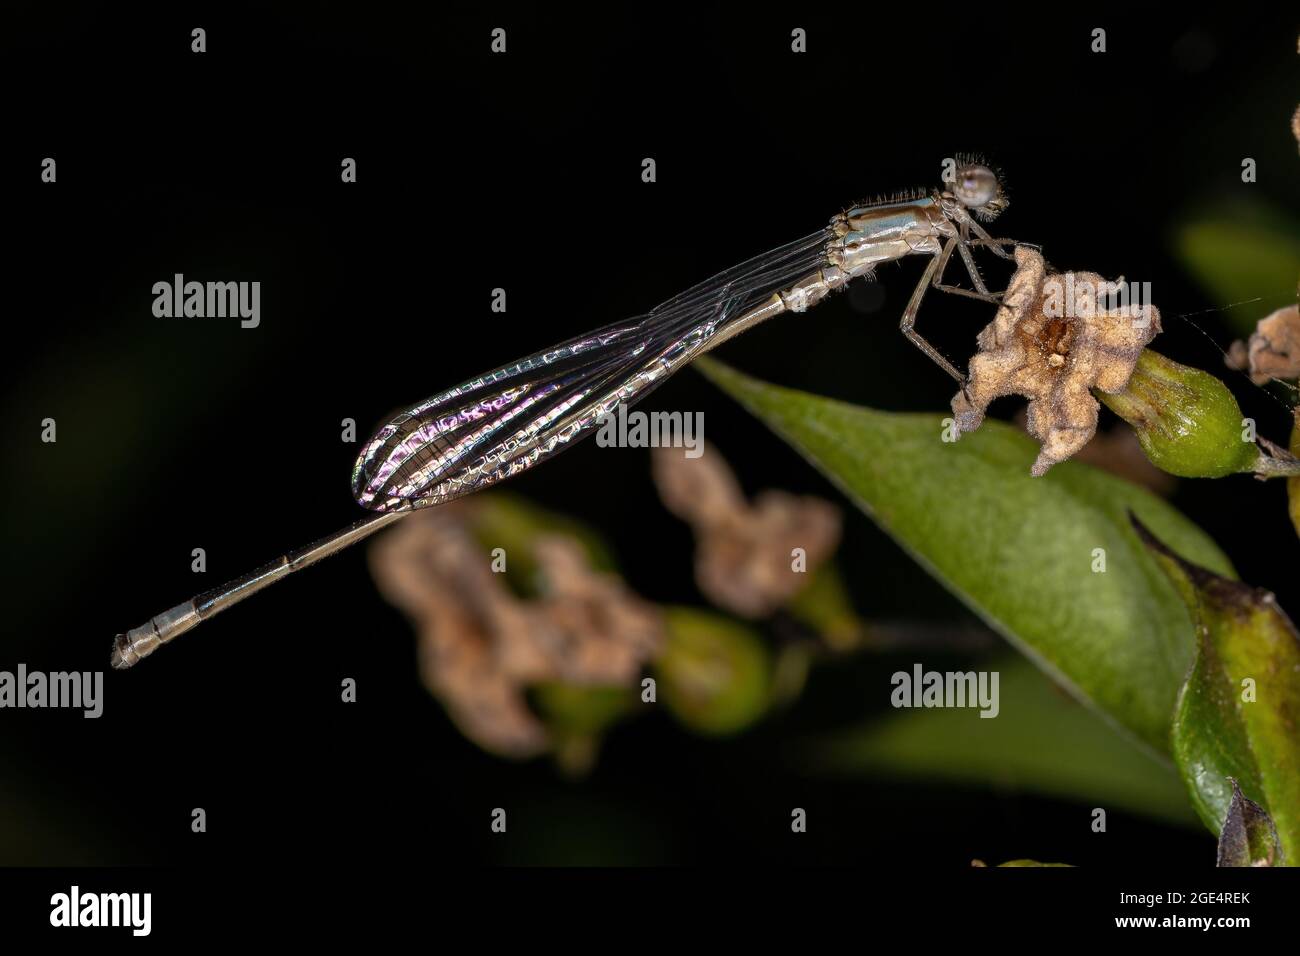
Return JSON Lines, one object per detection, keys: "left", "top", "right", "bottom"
{"left": 696, "top": 358, "right": 1234, "bottom": 752}
{"left": 1135, "top": 518, "right": 1300, "bottom": 864}
{"left": 655, "top": 607, "right": 771, "bottom": 735}
{"left": 1173, "top": 203, "right": 1300, "bottom": 337}
{"left": 815, "top": 658, "right": 1197, "bottom": 825}
{"left": 1217, "top": 779, "right": 1283, "bottom": 867}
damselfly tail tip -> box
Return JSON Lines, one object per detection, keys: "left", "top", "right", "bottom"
{"left": 111, "top": 633, "right": 139, "bottom": 670}
{"left": 111, "top": 602, "right": 200, "bottom": 671}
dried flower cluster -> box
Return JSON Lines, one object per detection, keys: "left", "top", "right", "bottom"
{"left": 952, "top": 246, "right": 1162, "bottom": 476}
{"left": 651, "top": 443, "right": 841, "bottom": 617}
{"left": 368, "top": 504, "right": 663, "bottom": 757}
{"left": 1226, "top": 304, "right": 1300, "bottom": 386}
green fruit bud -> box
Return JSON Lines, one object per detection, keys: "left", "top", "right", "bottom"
{"left": 655, "top": 607, "right": 770, "bottom": 735}
{"left": 1098, "top": 350, "right": 1260, "bottom": 478}
{"left": 533, "top": 683, "right": 635, "bottom": 776}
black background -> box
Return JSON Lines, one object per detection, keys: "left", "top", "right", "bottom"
{"left": 2, "top": 2, "right": 1298, "bottom": 873}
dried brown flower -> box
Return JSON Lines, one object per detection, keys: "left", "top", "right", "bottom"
{"left": 369, "top": 503, "right": 663, "bottom": 758}
{"left": 530, "top": 535, "right": 664, "bottom": 684}
{"left": 952, "top": 246, "right": 1162, "bottom": 476}
{"left": 1224, "top": 304, "right": 1300, "bottom": 386}
{"left": 651, "top": 443, "right": 841, "bottom": 617}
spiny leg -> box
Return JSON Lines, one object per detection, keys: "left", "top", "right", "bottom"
{"left": 960, "top": 233, "right": 993, "bottom": 297}
{"left": 942, "top": 214, "right": 1028, "bottom": 302}
{"left": 968, "top": 237, "right": 1021, "bottom": 262}
{"left": 964, "top": 218, "right": 1018, "bottom": 261}
{"left": 951, "top": 221, "right": 991, "bottom": 296}
{"left": 970, "top": 235, "right": 1054, "bottom": 274}
{"left": 899, "top": 242, "right": 967, "bottom": 385}
{"left": 931, "top": 233, "right": 1001, "bottom": 305}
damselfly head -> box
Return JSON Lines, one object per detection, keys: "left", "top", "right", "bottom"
{"left": 949, "top": 161, "right": 1008, "bottom": 222}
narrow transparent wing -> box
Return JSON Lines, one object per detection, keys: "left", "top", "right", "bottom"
{"left": 650, "top": 227, "right": 831, "bottom": 316}
{"left": 351, "top": 227, "right": 831, "bottom": 512}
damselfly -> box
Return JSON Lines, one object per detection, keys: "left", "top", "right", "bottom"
{"left": 111, "top": 160, "right": 1016, "bottom": 669}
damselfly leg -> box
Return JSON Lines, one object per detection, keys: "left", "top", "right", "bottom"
{"left": 898, "top": 228, "right": 1020, "bottom": 385}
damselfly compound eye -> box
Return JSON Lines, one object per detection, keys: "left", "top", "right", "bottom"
{"left": 955, "top": 164, "right": 998, "bottom": 208}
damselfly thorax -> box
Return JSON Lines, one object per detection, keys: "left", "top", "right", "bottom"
{"left": 112, "top": 161, "right": 1018, "bottom": 670}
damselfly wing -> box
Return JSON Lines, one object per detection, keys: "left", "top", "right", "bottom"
{"left": 351, "top": 228, "right": 833, "bottom": 511}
